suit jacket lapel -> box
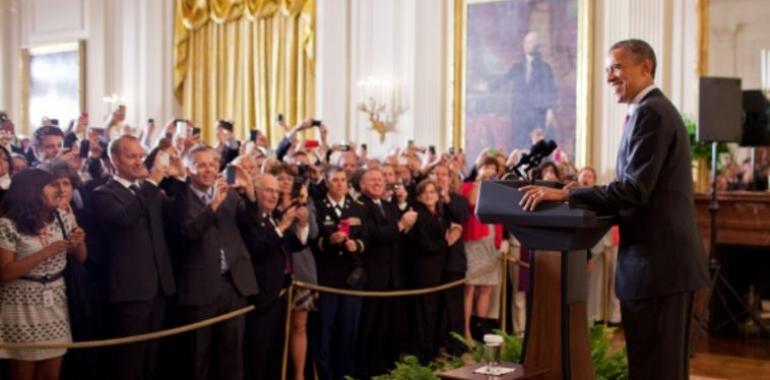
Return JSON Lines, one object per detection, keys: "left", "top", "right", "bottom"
{"left": 109, "top": 179, "right": 131, "bottom": 197}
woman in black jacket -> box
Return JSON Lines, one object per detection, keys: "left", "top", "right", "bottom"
{"left": 406, "top": 179, "right": 463, "bottom": 363}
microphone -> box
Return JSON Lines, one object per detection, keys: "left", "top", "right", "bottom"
{"left": 503, "top": 139, "right": 558, "bottom": 180}
{"left": 530, "top": 140, "right": 557, "bottom": 164}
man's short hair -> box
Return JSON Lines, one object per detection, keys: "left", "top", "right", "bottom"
{"left": 108, "top": 134, "right": 140, "bottom": 159}
{"left": 33, "top": 126, "right": 64, "bottom": 146}
{"left": 183, "top": 144, "right": 216, "bottom": 166}
{"left": 610, "top": 39, "right": 657, "bottom": 79}
{"left": 269, "top": 162, "right": 298, "bottom": 177}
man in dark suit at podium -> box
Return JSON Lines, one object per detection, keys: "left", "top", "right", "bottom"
{"left": 520, "top": 39, "right": 709, "bottom": 380}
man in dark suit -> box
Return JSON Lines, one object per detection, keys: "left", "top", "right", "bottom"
{"left": 241, "top": 173, "right": 308, "bottom": 380}
{"left": 171, "top": 145, "right": 259, "bottom": 380}
{"left": 520, "top": 39, "right": 709, "bottom": 380}
{"left": 92, "top": 135, "right": 177, "bottom": 380}
{"left": 355, "top": 168, "right": 417, "bottom": 377}
{"left": 314, "top": 165, "right": 367, "bottom": 380}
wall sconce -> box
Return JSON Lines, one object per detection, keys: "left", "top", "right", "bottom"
{"left": 356, "top": 77, "right": 407, "bottom": 142}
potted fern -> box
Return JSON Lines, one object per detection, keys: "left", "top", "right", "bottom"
{"left": 684, "top": 116, "right": 728, "bottom": 193}
{"left": 364, "top": 325, "right": 628, "bottom": 380}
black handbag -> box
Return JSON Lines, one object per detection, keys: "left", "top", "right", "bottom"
{"left": 346, "top": 255, "right": 368, "bottom": 290}
{"left": 54, "top": 212, "right": 94, "bottom": 334}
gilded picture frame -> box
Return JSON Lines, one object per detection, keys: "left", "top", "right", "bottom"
{"left": 20, "top": 40, "right": 86, "bottom": 134}
{"left": 452, "top": 0, "right": 593, "bottom": 167}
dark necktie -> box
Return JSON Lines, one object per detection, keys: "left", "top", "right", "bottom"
{"left": 129, "top": 184, "right": 141, "bottom": 195}
{"left": 374, "top": 200, "right": 385, "bottom": 216}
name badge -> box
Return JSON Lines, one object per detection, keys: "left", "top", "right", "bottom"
{"left": 42, "top": 289, "right": 54, "bottom": 308}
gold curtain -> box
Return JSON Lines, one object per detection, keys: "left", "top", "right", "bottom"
{"left": 174, "top": 0, "right": 315, "bottom": 145}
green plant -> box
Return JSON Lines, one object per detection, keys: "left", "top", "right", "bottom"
{"left": 369, "top": 325, "right": 628, "bottom": 379}
{"left": 450, "top": 326, "right": 627, "bottom": 380}
{"left": 369, "top": 356, "right": 439, "bottom": 380}
{"left": 684, "top": 115, "right": 729, "bottom": 168}
{"left": 589, "top": 324, "right": 629, "bottom": 380}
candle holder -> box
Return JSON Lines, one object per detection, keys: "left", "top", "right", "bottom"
{"left": 356, "top": 77, "right": 406, "bottom": 143}
{"left": 102, "top": 93, "right": 123, "bottom": 115}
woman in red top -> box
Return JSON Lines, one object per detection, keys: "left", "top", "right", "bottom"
{"left": 462, "top": 157, "right": 504, "bottom": 341}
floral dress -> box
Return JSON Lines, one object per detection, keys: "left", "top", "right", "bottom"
{"left": 0, "top": 212, "right": 74, "bottom": 360}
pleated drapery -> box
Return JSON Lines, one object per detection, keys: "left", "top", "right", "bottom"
{"left": 174, "top": 0, "right": 315, "bottom": 145}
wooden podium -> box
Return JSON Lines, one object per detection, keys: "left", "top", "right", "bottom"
{"left": 476, "top": 181, "right": 614, "bottom": 380}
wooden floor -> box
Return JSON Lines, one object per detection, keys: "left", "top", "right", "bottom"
{"left": 612, "top": 330, "right": 770, "bottom": 380}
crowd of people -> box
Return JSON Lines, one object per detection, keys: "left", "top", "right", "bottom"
{"left": 0, "top": 108, "right": 612, "bottom": 380}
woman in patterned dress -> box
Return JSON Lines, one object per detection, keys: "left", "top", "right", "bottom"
{"left": 0, "top": 169, "right": 87, "bottom": 380}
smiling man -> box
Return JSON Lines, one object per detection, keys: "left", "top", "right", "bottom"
{"left": 520, "top": 39, "right": 709, "bottom": 380}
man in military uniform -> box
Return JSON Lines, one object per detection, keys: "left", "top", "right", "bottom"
{"left": 313, "top": 165, "right": 368, "bottom": 380}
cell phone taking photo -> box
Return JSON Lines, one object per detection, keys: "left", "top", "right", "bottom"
{"left": 157, "top": 151, "right": 170, "bottom": 167}
{"left": 225, "top": 165, "right": 237, "bottom": 185}
{"left": 79, "top": 140, "right": 90, "bottom": 158}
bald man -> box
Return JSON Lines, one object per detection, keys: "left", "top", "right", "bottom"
{"left": 242, "top": 174, "right": 308, "bottom": 380}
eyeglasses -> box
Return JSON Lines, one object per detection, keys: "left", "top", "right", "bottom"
{"left": 257, "top": 187, "right": 281, "bottom": 195}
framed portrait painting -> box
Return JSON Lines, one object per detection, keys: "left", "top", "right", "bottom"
{"left": 453, "top": 0, "right": 593, "bottom": 167}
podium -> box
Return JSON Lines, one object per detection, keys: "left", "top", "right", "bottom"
{"left": 476, "top": 181, "right": 614, "bottom": 380}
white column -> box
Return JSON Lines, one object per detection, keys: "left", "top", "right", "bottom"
{"left": 412, "top": 0, "right": 447, "bottom": 151}
{"left": 0, "top": 0, "right": 22, "bottom": 126}
{"left": 85, "top": 0, "right": 109, "bottom": 124}
{"left": 316, "top": 0, "right": 351, "bottom": 144}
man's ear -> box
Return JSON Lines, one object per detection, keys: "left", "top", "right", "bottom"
{"left": 642, "top": 58, "right": 654, "bottom": 78}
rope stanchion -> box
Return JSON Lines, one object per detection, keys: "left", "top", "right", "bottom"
{"left": 281, "top": 285, "right": 295, "bottom": 380}
{"left": 0, "top": 254, "right": 508, "bottom": 351}
{"left": 292, "top": 256, "right": 502, "bottom": 297}
{"left": 0, "top": 287, "right": 291, "bottom": 350}
{"left": 0, "top": 305, "right": 255, "bottom": 350}
{"left": 505, "top": 255, "right": 531, "bottom": 269}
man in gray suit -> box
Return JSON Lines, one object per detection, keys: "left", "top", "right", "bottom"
{"left": 171, "top": 145, "right": 259, "bottom": 380}
{"left": 520, "top": 39, "right": 709, "bottom": 379}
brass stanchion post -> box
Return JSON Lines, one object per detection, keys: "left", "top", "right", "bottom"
{"left": 500, "top": 251, "right": 509, "bottom": 334}
{"left": 281, "top": 284, "right": 295, "bottom": 380}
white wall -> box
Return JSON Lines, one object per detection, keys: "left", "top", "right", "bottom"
{"left": 0, "top": 0, "right": 177, "bottom": 134}
{"left": 317, "top": 0, "right": 448, "bottom": 158}
{"left": 708, "top": 0, "right": 770, "bottom": 89}
{"left": 316, "top": 0, "right": 701, "bottom": 176}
